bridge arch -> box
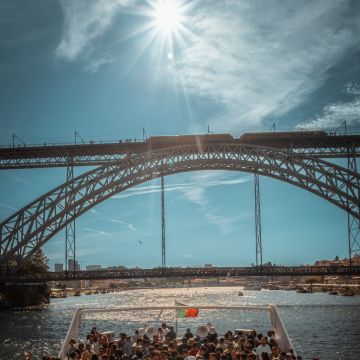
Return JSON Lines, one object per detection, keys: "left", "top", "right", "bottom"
{"left": 1, "top": 143, "right": 359, "bottom": 266}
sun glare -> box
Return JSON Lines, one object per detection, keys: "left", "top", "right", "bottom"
{"left": 153, "top": 0, "right": 184, "bottom": 33}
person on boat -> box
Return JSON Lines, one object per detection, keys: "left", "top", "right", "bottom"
{"left": 184, "top": 328, "right": 194, "bottom": 340}
{"left": 161, "top": 323, "right": 170, "bottom": 336}
{"left": 165, "top": 327, "right": 177, "bottom": 342}
{"left": 208, "top": 327, "right": 217, "bottom": 343}
{"left": 81, "top": 343, "right": 95, "bottom": 360}
{"left": 255, "top": 338, "right": 271, "bottom": 359}
{"left": 177, "top": 338, "right": 188, "bottom": 355}
{"left": 188, "top": 342, "right": 199, "bottom": 357}
{"left": 125, "top": 336, "right": 133, "bottom": 356}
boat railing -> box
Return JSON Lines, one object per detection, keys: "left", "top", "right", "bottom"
{"left": 59, "top": 305, "right": 296, "bottom": 359}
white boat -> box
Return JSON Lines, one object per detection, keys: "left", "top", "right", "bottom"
{"left": 58, "top": 305, "right": 296, "bottom": 359}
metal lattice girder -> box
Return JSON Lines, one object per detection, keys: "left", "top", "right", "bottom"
{"left": 161, "top": 176, "right": 166, "bottom": 268}
{"left": 347, "top": 152, "right": 360, "bottom": 263}
{"left": 1, "top": 143, "right": 360, "bottom": 267}
{"left": 1, "top": 134, "right": 360, "bottom": 169}
{"left": 254, "top": 173, "right": 262, "bottom": 267}
{"left": 65, "top": 159, "right": 76, "bottom": 271}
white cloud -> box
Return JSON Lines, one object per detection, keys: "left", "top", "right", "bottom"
{"left": 344, "top": 82, "right": 360, "bottom": 95}
{"left": 85, "top": 53, "right": 115, "bottom": 73}
{"left": 111, "top": 173, "right": 252, "bottom": 203}
{"left": 165, "top": 0, "right": 360, "bottom": 131}
{"left": 0, "top": 203, "right": 19, "bottom": 211}
{"left": 109, "top": 218, "right": 136, "bottom": 231}
{"left": 109, "top": 218, "right": 127, "bottom": 224}
{"left": 56, "top": 0, "right": 133, "bottom": 60}
{"left": 84, "top": 227, "right": 111, "bottom": 237}
{"left": 296, "top": 98, "right": 360, "bottom": 131}
{"left": 296, "top": 82, "right": 360, "bottom": 130}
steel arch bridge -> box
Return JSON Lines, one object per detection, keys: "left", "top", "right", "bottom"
{"left": 1, "top": 142, "right": 359, "bottom": 268}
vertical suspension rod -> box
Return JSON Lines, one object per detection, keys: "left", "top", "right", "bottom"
{"left": 161, "top": 176, "right": 166, "bottom": 268}
{"left": 254, "top": 173, "right": 263, "bottom": 268}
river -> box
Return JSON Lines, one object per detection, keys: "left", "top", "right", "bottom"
{"left": 0, "top": 286, "right": 359, "bottom": 359}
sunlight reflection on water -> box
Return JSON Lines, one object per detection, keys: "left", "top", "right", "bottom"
{"left": 0, "top": 286, "right": 359, "bottom": 359}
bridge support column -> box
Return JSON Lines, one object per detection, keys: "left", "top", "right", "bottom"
{"left": 347, "top": 149, "right": 360, "bottom": 270}
{"left": 65, "top": 158, "right": 76, "bottom": 272}
{"left": 161, "top": 176, "right": 166, "bottom": 268}
{"left": 254, "top": 173, "right": 263, "bottom": 268}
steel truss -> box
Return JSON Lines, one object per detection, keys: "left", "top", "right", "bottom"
{"left": 1, "top": 136, "right": 360, "bottom": 169}
{"left": 161, "top": 176, "right": 166, "bottom": 268}
{"left": 254, "top": 174, "right": 262, "bottom": 267}
{"left": 2, "top": 265, "right": 360, "bottom": 283}
{"left": 347, "top": 149, "right": 360, "bottom": 266}
{"left": 1, "top": 143, "right": 360, "bottom": 267}
{"left": 65, "top": 159, "right": 76, "bottom": 271}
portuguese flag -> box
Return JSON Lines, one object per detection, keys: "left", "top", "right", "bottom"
{"left": 175, "top": 300, "right": 199, "bottom": 318}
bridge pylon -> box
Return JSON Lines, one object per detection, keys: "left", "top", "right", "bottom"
{"left": 254, "top": 173, "right": 263, "bottom": 268}
{"left": 347, "top": 148, "right": 360, "bottom": 269}
{"left": 65, "top": 158, "right": 76, "bottom": 272}
{"left": 161, "top": 176, "right": 166, "bottom": 268}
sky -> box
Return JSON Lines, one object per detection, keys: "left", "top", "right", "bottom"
{"left": 1, "top": 0, "right": 360, "bottom": 270}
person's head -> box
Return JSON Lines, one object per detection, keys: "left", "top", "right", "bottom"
{"left": 90, "top": 355, "right": 99, "bottom": 360}
{"left": 68, "top": 353, "right": 78, "bottom": 360}
{"left": 209, "top": 353, "right": 217, "bottom": 360}
{"left": 261, "top": 353, "right": 270, "bottom": 360}
{"left": 260, "top": 338, "right": 267, "bottom": 346}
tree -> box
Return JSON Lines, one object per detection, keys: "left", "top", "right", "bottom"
{"left": 3, "top": 249, "right": 49, "bottom": 274}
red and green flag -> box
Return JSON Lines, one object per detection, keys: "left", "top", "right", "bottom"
{"left": 175, "top": 300, "right": 199, "bottom": 318}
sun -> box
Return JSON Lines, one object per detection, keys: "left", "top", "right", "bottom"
{"left": 153, "top": 0, "right": 184, "bottom": 34}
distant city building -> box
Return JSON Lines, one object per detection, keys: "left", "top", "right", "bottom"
{"left": 106, "top": 265, "right": 127, "bottom": 270}
{"left": 86, "top": 265, "right": 102, "bottom": 271}
{"left": 54, "top": 263, "right": 63, "bottom": 272}
{"left": 204, "top": 264, "right": 212, "bottom": 268}
{"left": 68, "top": 259, "right": 80, "bottom": 271}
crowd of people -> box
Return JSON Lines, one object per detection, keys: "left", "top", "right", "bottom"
{"left": 51, "top": 323, "right": 314, "bottom": 360}
{"left": 22, "top": 322, "right": 322, "bottom": 360}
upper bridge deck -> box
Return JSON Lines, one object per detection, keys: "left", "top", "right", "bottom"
{"left": 1, "top": 131, "right": 360, "bottom": 169}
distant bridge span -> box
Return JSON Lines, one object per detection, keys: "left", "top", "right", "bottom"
{"left": 1, "top": 266, "right": 360, "bottom": 283}
{"left": 1, "top": 141, "right": 359, "bottom": 268}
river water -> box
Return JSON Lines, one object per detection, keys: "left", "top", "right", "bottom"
{"left": 0, "top": 286, "right": 359, "bottom": 360}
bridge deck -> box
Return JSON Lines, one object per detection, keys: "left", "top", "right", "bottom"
{"left": 1, "top": 133, "right": 360, "bottom": 169}
{"left": 1, "top": 266, "right": 359, "bottom": 283}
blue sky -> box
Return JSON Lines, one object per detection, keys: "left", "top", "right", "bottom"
{"left": 1, "top": 0, "right": 360, "bottom": 270}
